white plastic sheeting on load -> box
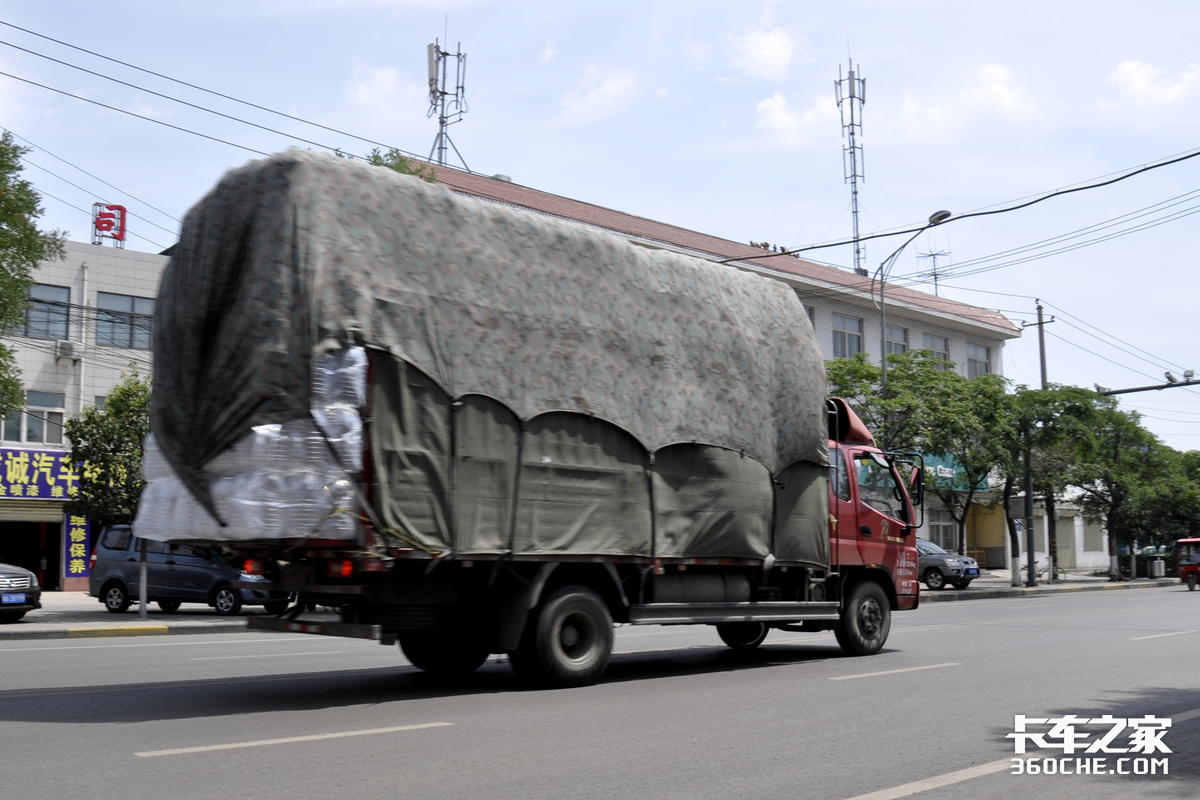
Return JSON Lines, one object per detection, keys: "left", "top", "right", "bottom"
{"left": 133, "top": 348, "right": 366, "bottom": 542}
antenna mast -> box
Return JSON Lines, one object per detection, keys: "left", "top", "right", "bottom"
{"left": 917, "top": 247, "right": 951, "bottom": 296}
{"left": 835, "top": 59, "right": 866, "bottom": 275}
{"left": 427, "top": 39, "right": 470, "bottom": 170}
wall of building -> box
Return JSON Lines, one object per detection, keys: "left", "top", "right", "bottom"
{"left": 0, "top": 241, "right": 167, "bottom": 591}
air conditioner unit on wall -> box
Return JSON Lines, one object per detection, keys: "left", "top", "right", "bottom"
{"left": 54, "top": 340, "right": 79, "bottom": 362}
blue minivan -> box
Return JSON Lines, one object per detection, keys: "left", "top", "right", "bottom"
{"left": 88, "top": 525, "right": 290, "bottom": 615}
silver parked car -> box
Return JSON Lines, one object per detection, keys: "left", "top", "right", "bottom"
{"left": 0, "top": 562, "right": 41, "bottom": 623}
{"left": 915, "top": 538, "right": 980, "bottom": 590}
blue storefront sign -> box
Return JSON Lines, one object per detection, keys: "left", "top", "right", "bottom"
{"left": 64, "top": 513, "right": 91, "bottom": 578}
{"left": 0, "top": 447, "right": 81, "bottom": 499}
{"left": 0, "top": 447, "right": 91, "bottom": 579}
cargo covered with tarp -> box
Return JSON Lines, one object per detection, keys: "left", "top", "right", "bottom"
{"left": 136, "top": 150, "right": 829, "bottom": 566}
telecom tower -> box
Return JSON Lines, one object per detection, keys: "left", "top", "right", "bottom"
{"left": 835, "top": 60, "right": 866, "bottom": 275}
{"left": 427, "top": 39, "right": 469, "bottom": 170}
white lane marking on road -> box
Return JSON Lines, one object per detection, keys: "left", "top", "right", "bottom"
{"left": 0, "top": 636, "right": 341, "bottom": 653}
{"left": 1172, "top": 706, "right": 1200, "bottom": 723}
{"left": 840, "top": 758, "right": 1013, "bottom": 800}
{"left": 135, "top": 722, "right": 453, "bottom": 757}
{"left": 190, "top": 651, "right": 342, "bottom": 660}
{"left": 1130, "top": 630, "right": 1197, "bottom": 640}
{"left": 830, "top": 662, "right": 960, "bottom": 681}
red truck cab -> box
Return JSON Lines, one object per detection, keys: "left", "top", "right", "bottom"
{"left": 827, "top": 398, "right": 922, "bottom": 611}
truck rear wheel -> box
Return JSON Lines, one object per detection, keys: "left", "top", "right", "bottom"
{"left": 512, "top": 586, "right": 613, "bottom": 688}
{"left": 716, "top": 622, "right": 769, "bottom": 650}
{"left": 835, "top": 581, "right": 891, "bottom": 657}
{"left": 400, "top": 629, "right": 489, "bottom": 677}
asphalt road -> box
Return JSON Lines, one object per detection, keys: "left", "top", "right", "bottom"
{"left": 1, "top": 587, "right": 1197, "bottom": 800}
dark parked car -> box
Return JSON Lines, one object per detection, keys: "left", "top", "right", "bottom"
{"left": 0, "top": 562, "right": 41, "bottom": 623}
{"left": 915, "top": 538, "right": 979, "bottom": 590}
{"left": 88, "top": 525, "right": 290, "bottom": 615}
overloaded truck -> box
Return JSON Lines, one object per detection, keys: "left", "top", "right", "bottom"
{"left": 133, "top": 151, "right": 924, "bottom": 688}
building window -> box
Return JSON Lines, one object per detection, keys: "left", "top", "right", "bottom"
{"left": 928, "top": 510, "right": 957, "bottom": 552}
{"left": 967, "top": 344, "right": 991, "bottom": 378}
{"left": 923, "top": 334, "right": 950, "bottom": 369}
{"left": 2, "top": 391, "right": 66, "bottom": 445}
{"left": 97, "top": 292, "right": 154, "bottom": 349}
{"left": 885, "top": 326, "right": 907, "bottom": 355}
{"left": 832, "top": 314, "right": 862, "bottom": 359}
{"left": 94, "top": 396, "right": 106, "bottom": 410}
{"left": 24, "top": 284, "right": 70, "bottom": 340}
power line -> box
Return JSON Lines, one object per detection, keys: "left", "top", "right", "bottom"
{"left": 2, "top": 127, "right": 179, "bottom": 223}
{"left": 0, "top": 18, "right": 427, "bottom": 162}
{"left": 32, "top": 187, "right": 167, "bottom": 250}
{"left": 0, "top": 37, "right": 349, "bottom": 157}
{"left": 1043, "top": 329, "right": 1160, "bottom": 384}
{"left": 0, "top": 69, "right": 271, "bottom": 157}
{"left": 21, "top": 158, "right": 177, "bottom": 237}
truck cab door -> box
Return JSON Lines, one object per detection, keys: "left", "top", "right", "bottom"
{"left": 850, "top": 450, "right": 911, "bottom": 574}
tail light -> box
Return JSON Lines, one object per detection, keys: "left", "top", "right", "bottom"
{"left": 243, "top": 559, "right": 265, "bottom": 575}
{"left": 327, "top": 559, "right": 354, "bottom": 578}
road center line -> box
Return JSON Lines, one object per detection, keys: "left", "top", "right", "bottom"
{"left": 840, "top": 758, "right": 1012, "bottom": 800}
{"left": 190, "top": 651, "right": 342, "bottom": 660}
{"left": 134, "top": 722, "right": 453, "bottom": 757}
{"left": 0, "top": 636, "right": 339, "bottom": 653}
{"left": 830, "top": 662, "right": 960, "bottom": 681}
{"left": 1130, "top": 630, "right": 1197, "bottom": 640}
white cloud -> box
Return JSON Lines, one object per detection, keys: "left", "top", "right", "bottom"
{"left": 755, "top": 92, "right": 838, "bottom": 137}
{"left": 541, "top": 42, "right": 558, "bottom": 63}
{"left": 559, "top": 66, "right": 637, "bottom": 126}
{"left": 346, "top": 60, "right": 414, "bottom": 106}
{"left": 896, "top": 64, "right": 1040, "bottom": 142}
{"left": 1109, "top": 61, "right": 1200, "bottom": 105}
{"left": 731, "top": 26, "right": 795, "bottom": 81}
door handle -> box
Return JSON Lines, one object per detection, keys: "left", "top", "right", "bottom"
{"left": 165, "top": 560, "right": 176, "bottom": 565}
{"left": 859, "top": 525, "right": 872, "bottom": 537}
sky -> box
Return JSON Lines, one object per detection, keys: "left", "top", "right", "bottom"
{"left": 2, "top": 0, "right": 1199, "bottom": 450}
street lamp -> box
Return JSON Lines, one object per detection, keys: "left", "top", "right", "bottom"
{"left": 873, "top": 209, "right": 952, "bottom": 396}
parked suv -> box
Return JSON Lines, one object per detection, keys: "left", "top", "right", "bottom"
{"left": 916, "top": 538, "right": 980, "bottom": 590}
{"left": 0, "top": 561, "right": 41, "bottom": 623}
{"left": 89, "top": 525, "right": 290, "bottom": 615}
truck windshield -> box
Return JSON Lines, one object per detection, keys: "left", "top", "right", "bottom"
{"left": 854, "top": 454, "right": 908, "bottom": 523}
{"left": 1179, "top": 542, "right": 1199, "bottom": 565}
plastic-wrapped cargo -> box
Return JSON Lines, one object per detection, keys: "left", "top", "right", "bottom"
{"left": 141, "top": 150, "right": 829, "bottom": 566}
{"left": 134, "top": 348, "right": 365, "bottom": 541}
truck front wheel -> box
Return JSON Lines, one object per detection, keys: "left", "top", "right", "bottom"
{"left": 835, "top": 582, "right": 891, "bottom": 657}
{"left": 512, "top": 586, "right": 613, "bottom": 688}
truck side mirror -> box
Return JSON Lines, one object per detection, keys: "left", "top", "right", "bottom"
{"left": 909, "top": 466, "right": 924, "bottom": 508}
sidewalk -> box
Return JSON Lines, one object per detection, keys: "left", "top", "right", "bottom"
{"left": 920, "top": 567, "right": 1180, "bottom": 602}
{"left": 0, "top": 592, "right": 338, "bottom": 642}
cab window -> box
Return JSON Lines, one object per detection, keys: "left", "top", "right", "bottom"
{"left": 854, "top": 454, "right": 908, "bottom": 523}
{"left": 830, "top": 448, "right": 852, "bottom": 502}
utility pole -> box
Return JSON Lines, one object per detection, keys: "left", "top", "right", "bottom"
{"left": 1021, "top": 300, "right": 1055, "bottom": 390}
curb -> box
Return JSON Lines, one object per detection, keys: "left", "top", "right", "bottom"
{"left": 0, "top": 620, "right": 252, "bottom": 642}
{"left": 921, "top": 578, "right": 1180, "bottom": 602}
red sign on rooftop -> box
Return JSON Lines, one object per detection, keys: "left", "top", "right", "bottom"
{"left": 91, "top": 203, "right": 127, "bottom": 248}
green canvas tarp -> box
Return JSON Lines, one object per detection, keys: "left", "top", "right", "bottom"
{"left": 149, "top": 150, "right": 829, "bottom": 564}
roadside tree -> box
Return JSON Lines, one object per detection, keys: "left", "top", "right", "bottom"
{"left": 65, "top": 369, "right": 151, "bottom": 529}
{"left": 0, "top": 132, "right": 66, "bottom": 412}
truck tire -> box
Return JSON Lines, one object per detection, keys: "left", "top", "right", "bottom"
{"left": 716, "top": 622, "right": 769, "bottom": 650}
{"left": 399, "top": 629, "right": 489, "bottom": 677}
{"left": 157, "top": 600, "right": 181, "bottom": 613}
{"left": 835, "top": 581, "right": 891, "bottom": 657}
{"left": 515, "top": 586, "right": 613, "bottom": 688}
